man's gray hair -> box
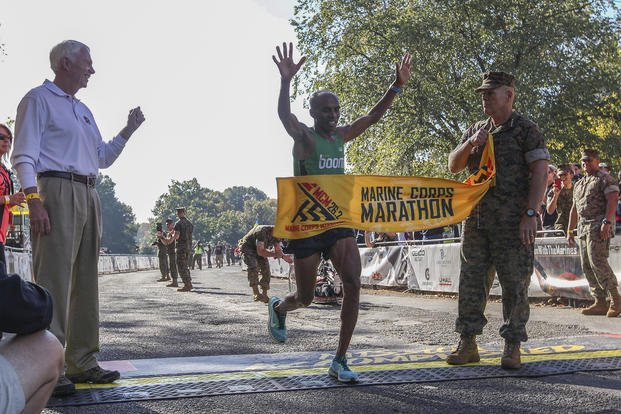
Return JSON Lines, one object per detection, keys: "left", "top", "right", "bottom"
{"left": 49, "top": 40, "right": 89, "bottom": 73}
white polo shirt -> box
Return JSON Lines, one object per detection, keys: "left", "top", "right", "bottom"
{"left": 11, "top": 80, "right": 127, "bottom": 189}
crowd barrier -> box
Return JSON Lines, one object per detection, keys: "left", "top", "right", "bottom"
{"left": 10, "top": 236, "right": 621, "bottom": 299}
{"left": 6, "top": 249, "right": 160, "bottom": 282}
{"left": 261, "top": 236, "right": 621, "bottom": 299}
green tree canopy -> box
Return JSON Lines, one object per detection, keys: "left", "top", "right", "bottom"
{"left": 149, "top": 179, "right": 275, "bottom": 246}
{"left": 293, "top": 0, "right": 621, "bottom": 177}
{"left": 97, "top": 174, "right": 139, "bottom": 253}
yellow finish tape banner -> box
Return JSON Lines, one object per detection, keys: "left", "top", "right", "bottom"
{"left": 275, "top": 134, "right": 495, "bottom": 239}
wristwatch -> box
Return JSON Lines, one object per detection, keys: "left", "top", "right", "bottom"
{"left": 524, "top": 208, "right": 537, "bottom": 218}
{"left": 602, "top": 219, "right": 613, "bottom": 225}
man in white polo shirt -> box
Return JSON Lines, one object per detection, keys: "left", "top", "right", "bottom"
{"left": 12, "top": 40, "right": 145, "bottom": 396}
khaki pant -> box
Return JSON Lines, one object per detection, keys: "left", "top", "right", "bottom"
{"left": 33, "top": 177, "right": 101, "bottom": 375}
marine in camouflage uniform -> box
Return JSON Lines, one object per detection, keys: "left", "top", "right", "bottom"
{"left": 163, "top": 219, "right": 178, "bottom": 287}
{"left": 153, "top": 234, "right": 169, "bottom": 282}
{"left": 174, "top": 207, "right": 194, "bottom": 292}
{"left": 568, "top": 149, "right": 621, "bottom": 317}
{"left": 239, "top": 225, "right": 282, "bottom": 303}
{"left": 447, "top": 72, "right": 550, "bottom": 369}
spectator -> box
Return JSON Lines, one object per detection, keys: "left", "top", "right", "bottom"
{"left": 599, "top": 162, "right": 610, "bottom": 175}
{"left": 546, "top": 164, "right": 574, "bottom": 232}
{"left": 12, "top": 39, "right": 144, "bottom": 395}
{"left": 214, "top": 242, "right": 224, "bottom": 268}
{"left": 0, "top": 124, "right": 26, "bottom": 271}
{"left": 541, "top": 164, "right": 558, "bottom": 229}
{"left": 0, "top": 272, "right": 64, "bottom": 413}
{"left": 192, "top": 241, "right": 204, "bottom": 271}
{"left": 571, "top": 162, "right": 583, "bottom": 183}
{"left": 206, "top": 243, "right": 213, "bottom": 268}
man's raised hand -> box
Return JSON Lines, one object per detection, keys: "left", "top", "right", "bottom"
{"left": 395, "top": 53, "right": 412, "bottom": 87}
{"left": 272, "top": 42, "right": 306, "bottom": 82}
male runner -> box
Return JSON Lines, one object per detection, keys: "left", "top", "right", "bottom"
{"left": 270, "top": 42, "right": 411, "bottom": 382}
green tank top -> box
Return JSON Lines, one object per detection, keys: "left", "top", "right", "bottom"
{"left": 293, "top": 128, "right": 345, "bottom": 176}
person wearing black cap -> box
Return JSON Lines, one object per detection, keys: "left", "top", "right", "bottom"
{"left": 447, "top": 71, "right": 550, "bottom": 369}
{"left": 568, "top": 149, "right": 621, "bottom": 317}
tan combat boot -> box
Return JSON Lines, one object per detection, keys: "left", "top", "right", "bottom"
{"left": 607, "top": 288, "right": 621, "bottom": 318}
{"left": 500, "top": 341, "right": 521, "bottom": 369}
{"left": 446, "top": 336, "right": 480, "bottom": 365}
{"left": 581, "top": 297, "right": 609, "bottom": 315}
{"left": 260, "top": 289, "right": 270, "bottom": 304}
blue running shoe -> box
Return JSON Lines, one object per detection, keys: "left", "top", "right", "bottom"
{"left": 268, "top": 296, "right": 287, "bottom": 343}
{"left": 328, "top": 357, "right": 359, "bottom": 383}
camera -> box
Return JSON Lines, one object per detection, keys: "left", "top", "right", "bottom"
{"left": 156, "top": 222, "right": 162, "bottom": 232}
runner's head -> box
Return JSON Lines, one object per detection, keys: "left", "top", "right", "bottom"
{"left": 309, "top": 90, "right": 340, "bottom": 134}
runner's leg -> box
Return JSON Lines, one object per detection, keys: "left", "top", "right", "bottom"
{"left": 328, "top": 237, "right": 361, "bottom": 357}
{"left": 275, "top": 253, "right": 321, "bottom": 313}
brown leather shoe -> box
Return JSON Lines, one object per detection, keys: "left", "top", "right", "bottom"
{"left": 157, "top": 277, "right": 168, "bottom": 282}
{"left": 446, "top": 336, "right": 480, "bottom": 365}
{"left": 607, "top": 288, "right": 621, "bottom": 317}
{"left": 177, "top": 283, "right": 193, "bottom": 292}
{"left": 67, "top": 366, "right": 120, "bottom": 384}
{"left": 500, "top": 341, "right": 521, "bottom": 369}
{"left": 166, "top": 282, "right": 179, "bottom": 287}
{"left": 582, "top": 297, "right": 609, "bottom": 315}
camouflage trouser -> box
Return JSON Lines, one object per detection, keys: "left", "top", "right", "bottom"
{"left": 158, "top": 253, "right": 169, "bottom": 277}
{"left": 241, "top": 250, "right": 271, "bottom": 290}
{"left": 455, "top": 216, "right": 533, "bottom": 343}
{"left": 176, "top": 249, "right": 192, "bottom": 284}
{"left": 168, "top": 252, "right": 178, "bottom": 281}
{"left": 577, "top": 224, "right": 618, "bottom": 299}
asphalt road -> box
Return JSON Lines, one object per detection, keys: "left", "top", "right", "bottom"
{"left": 43, "top": 264, "right": 621, "bottom": 414}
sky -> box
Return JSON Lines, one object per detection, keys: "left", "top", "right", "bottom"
{"left": 0, "top": 0, "right": 312, "bottom": 222}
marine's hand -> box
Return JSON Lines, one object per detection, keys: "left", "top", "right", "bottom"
{"left": 28, "top": 199, "right": 51, "bottom": 235}
{"left": 567, "top": 234, "right": 575, "bottom": 247}
{"left": 395, "top": 53, "right": 412, "bottom": 87}
{"left": 519, "top": 215, "right": 538, "bottom": 246}
{"left": 468, "top": 128, "right": 488, "bottom": 147}
{"left": 272, "top": 42, "right": 306, "bottom": 82}
{"left": 600, "top": 223, "right": 612, "bottom": 241}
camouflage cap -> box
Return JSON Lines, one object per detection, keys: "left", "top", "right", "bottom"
{"left": 581, "top": 149, "right": 600, "bottom": 161}
{"left": 175, "top": 207, "right": 185, "bottom": 212}
{"left": 475, "top": 71, "right": 516, "bottom": 92}
{"left": 165, "top": 218, "right": 174, "bottom": 224}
